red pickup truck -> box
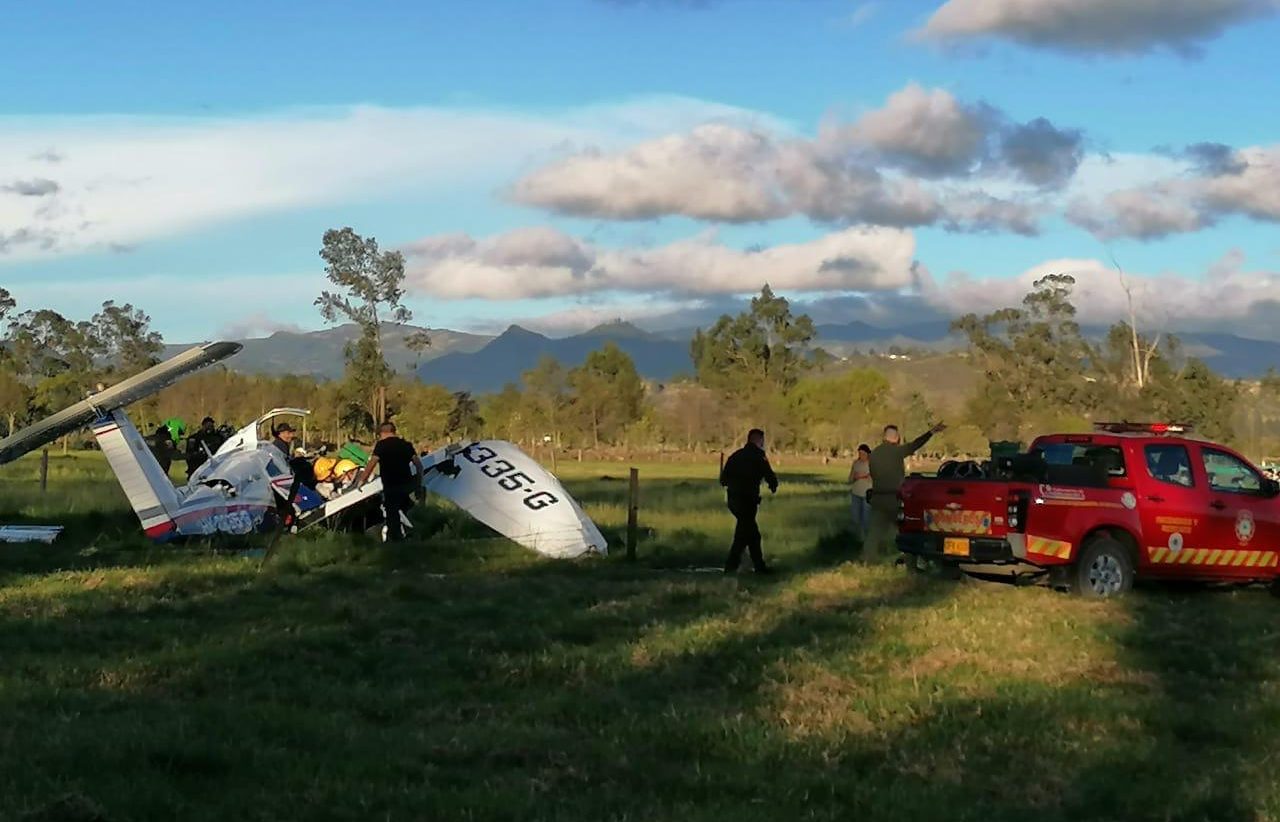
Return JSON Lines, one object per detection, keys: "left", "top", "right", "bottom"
{"left": 896, "top": 423, "right": 1280, "bottom": 597}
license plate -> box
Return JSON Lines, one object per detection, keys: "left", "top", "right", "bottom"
{"left": 943, "top": 537, "right": 970, "bottom": 557}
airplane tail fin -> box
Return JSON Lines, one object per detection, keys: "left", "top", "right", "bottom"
{"left": 92, "top": 410, "right": 181, "bottom": 540}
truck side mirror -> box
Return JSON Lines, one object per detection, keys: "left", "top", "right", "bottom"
{"left": 1264, "top": 478, "right": 1280, "bottom": 498}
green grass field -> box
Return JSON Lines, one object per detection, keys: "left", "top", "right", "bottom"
{"left": 3, "top": 454, "right": 1280, "bottom": 821}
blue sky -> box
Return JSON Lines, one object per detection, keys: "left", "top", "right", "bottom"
{"left": 3, "top": 0, "right": 1280, "bottom": 341}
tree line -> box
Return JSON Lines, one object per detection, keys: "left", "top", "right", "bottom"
{"left": 3, "top": 229, "right": 1278, "bottom": 460}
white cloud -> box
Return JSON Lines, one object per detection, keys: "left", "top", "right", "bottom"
{"left": 1067, "top": 183, "right": 1210, "bottom": 240}
{"left": 2, "top": 178, "right": 59, "bottom": 196}
{"left": 920, "top": 251, "right": 1280, "bottom": 338}
{"left": 402, "top": 225, "right": 918, "bottom": 299}
{"left": 509, "top": 125, "right": 788, "bottom": 222}
{"left": 846, "top": 3, "right": 879, "bottom": 28}
{"left": 0, "top": 97, "right": 769, "bottom": 262}
{"left": 837, "top": 83, "right": 988, "bottom": 178}
{"left": 918, "top": 0, "right": 1279, "bottom": 55}
{"left": 510, "top": 83, "right": 1083, "bottom": 233}
{"left": 218, "top": 312, "right": 306, "bottom": 340}
{"left": 1068, "top": 144, "right": 1280, "bottom": 240}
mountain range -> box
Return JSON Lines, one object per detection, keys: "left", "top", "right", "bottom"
{"left": 168, "top": 319, "right": 1280, "bottom": 389}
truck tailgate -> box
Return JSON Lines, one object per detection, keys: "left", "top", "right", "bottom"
{"left": 898, "top": 477, "right": 1013, "bottom": 539}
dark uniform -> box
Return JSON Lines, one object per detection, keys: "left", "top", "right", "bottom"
{"left": 720, "top": 443, "right": 778, "bottom": 573}
{"left": 186, "top": 423, "right": 225, "bottom": 478}
{"left": 149, "top": 426, "right": 173, "bottom": 475}
{"left": 373, "top": 435, "right": 418, "bottom": 542}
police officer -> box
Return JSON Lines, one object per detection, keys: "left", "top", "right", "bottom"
{"left": 720, "top": 428, "right": 778, "bottom": 575}
{"left": 185, "top": 416, "right": 225, "bottom": 478}
{"left": 356, "top": 422, "right": 425, "bottom": 543}
{"left": 866, "top": 422, "right": 946, "bottom": 561}
{"left": 149, "top": 425, "right": 174, "bottom": 475}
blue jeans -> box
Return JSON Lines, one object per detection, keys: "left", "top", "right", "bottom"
{"left": 851, "top": 494, "right": 870, "bottom": 540}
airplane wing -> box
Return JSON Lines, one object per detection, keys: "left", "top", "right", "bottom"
{"left": 0, "top": 341, "right": 242, "bottom": 467}
{"left": 421, "top": 440, "right": 607, "bottom": 559}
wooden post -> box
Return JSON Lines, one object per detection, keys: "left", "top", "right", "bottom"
{"left": 626, "top": 467, "right": 639, "bottom": 562}
{"left": 40, "top": 448, "right": 49, "bottom": 492}
{"left": 719, "top": 451, "right": 725, "bottom": 475}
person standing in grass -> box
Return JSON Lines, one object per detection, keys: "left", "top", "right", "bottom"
{"left": 356, "top": 421, "right": 426, "bottom": 543}
{"left": 848, "top": 443, "right": 872, "bottom": 541}
{"left": 866, "top": 422, "right": 946, "bottom": 561}
{"left": 149, "top": 425, "right": 174, "bottom": 476}
{"left": 720, "top": 428, "right": 778, "bottom": 575}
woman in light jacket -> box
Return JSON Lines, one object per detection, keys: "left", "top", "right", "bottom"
{"left": 848, "top": 443, "right": 872, "bottom": 540}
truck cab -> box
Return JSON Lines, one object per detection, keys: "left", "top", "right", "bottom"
{"left": 896, "top": 423, "right": 1280, "bottom": 597}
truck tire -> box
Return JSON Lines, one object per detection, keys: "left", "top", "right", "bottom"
{"left": 1071, "top": 536, "right": 1134, "bottom": 599}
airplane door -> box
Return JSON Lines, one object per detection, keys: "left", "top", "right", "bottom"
{"left": 1197, "top": 446, "right": 1280, "bottom": 578}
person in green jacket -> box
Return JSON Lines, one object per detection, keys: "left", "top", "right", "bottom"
{"left": 865, "top": 421, "right": 946, "bottom": 561}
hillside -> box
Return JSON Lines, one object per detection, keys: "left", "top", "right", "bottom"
{"left": 416, "top": 322, "right": 692, "bottom": 393}
{"left": 165, "top": 318, "right": 1280, "bottom": 387}
{"left": 163, "top": 323, "right": 492, "bottom": 379}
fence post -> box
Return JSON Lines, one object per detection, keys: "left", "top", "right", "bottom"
{"left": 40, "top": 448, "right": 49, "bottom": 493}
{"left": 626, "top": 467, "right": 639, "bottom": 562}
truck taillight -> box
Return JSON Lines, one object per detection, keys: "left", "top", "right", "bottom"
{"left": 1007, "top": 492, "right": 1029, "bottom": 532}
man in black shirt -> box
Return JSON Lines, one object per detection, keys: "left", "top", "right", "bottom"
{"left": 186, "top": 416, "right": 225, "bottom": 478}
{"left": 720, "top": 428, "right": 778, "bottom": 574}
{"left": 149, "top": 425, "right": 174, "bottom": 476}
{"left": 356, "top": 422, "right": 425, "bottom": 543}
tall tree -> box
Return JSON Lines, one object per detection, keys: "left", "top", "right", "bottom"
{"left": 316, "top": 227, "right": 427, "bottom": 426}
{"left": 0, "top": 288, "right": 25, "bottom": 434}
{"left": 446, "top": 391, "right": 483, "bottom": 440}
{"left": 790, "top": 367, "right": 890, "bottom": 453}
{"left": 691, "top": 285, "right": 816, "bottom": 396}
{"left": 7, "top": 309, "right": 102, "bottom": 414}
{"left": 0, "top": 287, "right": 14, "bottom": 328}
{"left": 568, "top": 343, "right": 645, "bottom": 447}
{"left": 953, "top": 274, "right": 1096, "bottom": 439}
{"left": 94, "top": 301, "right": 164, "bottom": 376}
{"left": 481, "top": 383, "right": 528, "bottom": 444}
{"left": 523, "top": 355, "right": 570, "bottom": 447}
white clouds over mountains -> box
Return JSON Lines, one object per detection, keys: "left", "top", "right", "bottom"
{"left": 510, "top": 83, "right": 1080, "bottom": 235}
{"left": 402, "top": 225, "right": 917, "bottom": 300}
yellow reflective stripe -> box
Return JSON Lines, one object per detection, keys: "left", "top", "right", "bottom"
{"left": 1151, "top": 547, "right": 1167, "bottom": 563}
{"left": 1246, "top": 552, "right": 1261, "bottom": 567}
{"left": 1233, "top": 551, "right": 1248, "bottom": 566}
{"left": 1207, "top": 549, "right": 1223, "bottom": 566}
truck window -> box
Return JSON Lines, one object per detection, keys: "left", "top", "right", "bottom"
{"left": 1201, "top": 448, "right": 1262, "bottom": 494}
{"left": 1037, "top": 443, "right": 1125, "bottom": 476}
{"left": 1144, "top": 444, "right": 1194, "bottom": 488}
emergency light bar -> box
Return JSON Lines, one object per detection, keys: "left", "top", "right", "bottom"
{"left": 1092, "top": 422, "right": 1194, "bottom": 435}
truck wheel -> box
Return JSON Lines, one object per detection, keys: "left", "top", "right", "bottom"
{"left": 1071, "top": 537, "right": 1134, "bottom": 599}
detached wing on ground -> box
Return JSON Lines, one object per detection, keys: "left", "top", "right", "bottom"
{"left": 421, "top": 440, "right": 607, "bottom": 559}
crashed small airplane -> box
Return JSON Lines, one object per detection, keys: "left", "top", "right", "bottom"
{"left": 0, "top": 342, "right": 608, "bottom": 558}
